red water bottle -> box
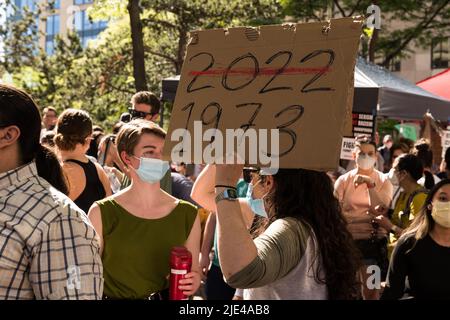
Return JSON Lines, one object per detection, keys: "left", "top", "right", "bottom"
{"left": 169, "top": 246, "right": 192, "bottom": 300}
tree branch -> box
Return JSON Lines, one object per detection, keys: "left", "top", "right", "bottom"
{"left": 96, "top": 79, "right": 135, "bottom": 94}
{"left": 349, "top": 0, "right": 363, "bottom": 17}
{"left": 382, "top": 0, "right": 450, "bottom": 67}
{"left": 333, "top": 0, "right": 347, "bottom": 17}
{"left": 142, "top": 16, "right": 178, "bottom": 30}
{"left": 145, "top": 48, "right": 178, "bottom": 65}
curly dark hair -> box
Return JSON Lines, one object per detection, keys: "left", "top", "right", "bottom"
{"left": 413, "top": 139, "right": 435, "bottom": 189}
{"left": 395, "top": 154, "right": 424, "bottom": 181}
{"left": 54, "top": 109, "right": 92, "bottom": 151}
{"left": 259, "top": 169, "right": 361, "bottom": 300}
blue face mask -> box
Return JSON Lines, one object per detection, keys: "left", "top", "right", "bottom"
{"left": 246, "top": 182, "right": 268, "bottom": 218}
{"left": 132, "top": 156, "right": 170, "bottom": 184}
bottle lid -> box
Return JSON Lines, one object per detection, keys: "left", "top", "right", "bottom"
{"left": 170, "top": 246, "right": 192, "bottom": 267}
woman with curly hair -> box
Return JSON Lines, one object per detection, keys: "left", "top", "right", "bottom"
{"left": 192, "top": 165, "right": 361, "bottom": 300}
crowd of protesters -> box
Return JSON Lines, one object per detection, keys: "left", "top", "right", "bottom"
{"left": 1, "top": 83, "right": 449, "bottom": 300}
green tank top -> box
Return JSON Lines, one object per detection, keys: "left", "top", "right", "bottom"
{"left": 98, "top": 198, "right": 197, "bottom": 299}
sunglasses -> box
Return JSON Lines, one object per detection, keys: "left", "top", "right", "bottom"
{"left": 128, "top": 108, "right": 157, "bottom": 119}
{"left": 243, "top": 168, "right": 260, "bottom": 184}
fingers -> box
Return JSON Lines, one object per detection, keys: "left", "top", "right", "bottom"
{"left": 182, "top": 289, "right": 196, "bottom": 296}
{"left": 181, "top": 272, "right": 197, "bottom": 279}
{"left": 179, "top": 272, "right": 201, "bottom": 296}
{"left": 178, "top": 272, "right": 200, "bottom": 285}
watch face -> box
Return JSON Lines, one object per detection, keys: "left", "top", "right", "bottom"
{"left": 226, "top": 189, "right": 238, "bottom": 199}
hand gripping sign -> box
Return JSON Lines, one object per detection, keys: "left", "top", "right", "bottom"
{"left": 163, "top": 17, "right": 363, "bottom": 171}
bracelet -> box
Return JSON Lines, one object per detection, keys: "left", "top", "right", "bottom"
{"left": 215, "top": 185, "right": 236, "bottom": 190}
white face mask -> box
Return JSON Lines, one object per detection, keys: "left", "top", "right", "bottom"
{"left": 431, "top": 201, "right": 450, "bottom": 228}
{"left": 132, "top": 156, "right": 170, "bottom": 184}
{"left": 387, "top": 168, "right": 398, "bottom": 186}
{"left": 356, "top": 154, "right": 376, "bottom": 170}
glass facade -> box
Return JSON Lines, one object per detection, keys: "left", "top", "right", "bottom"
{"left": 11, "top": 1, "right": 107, "bottom": 53}
{"left": 74, "top": 10, "right": 107, "bottom": 47}
{"left": 48, "top": 0, "right": 61, "bottom": 10}
{"left": 10, "top": 0, "right": 39, "bottom": 53}
{"left": 15, "top": 0, "right": 36, "bottom": 11}
{"left": 74, "top": 0, "right": 93, "bottom": 5}
{"left": 45, "top": 14, "right": 60, "bottom": 55}
{"left": 388, "top": 57, "right": 401, "bottom": 72}
{"left": 431, "top": 37, "right": 449, "bottom": 69}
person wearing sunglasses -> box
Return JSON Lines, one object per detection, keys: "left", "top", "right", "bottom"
{"left": 119, "top": 92, "right": 173, "bottom": 194}
{"left": 129, "top": 91, "right": 160, "bottom": 122}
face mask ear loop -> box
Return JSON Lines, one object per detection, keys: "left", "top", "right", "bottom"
{"left": 261, "top": 177, "right": 275, "bottom": 215}
{"left": 128, "top": 155, "right": 141, "bottom": 171}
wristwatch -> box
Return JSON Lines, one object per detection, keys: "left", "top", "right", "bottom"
{"left": 215, "top": 188, "right": 238, "bottom": 204}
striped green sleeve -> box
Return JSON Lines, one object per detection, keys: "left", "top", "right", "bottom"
{"left": 226, "top": 217, "right": 310, "bottom": 289}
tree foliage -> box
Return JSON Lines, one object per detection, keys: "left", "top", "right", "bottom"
{"left": 281, "top": 0, "right": 450, "bottom": 66}
{"left": 1, "top": 0, "right": 282, "bottom": 130}
{"left": 2, "top": 0, "right": 449, "bottom": 130}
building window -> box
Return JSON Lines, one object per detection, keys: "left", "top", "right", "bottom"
{"left": 46, "top": 14, "right": 60, "bottom": 55}
{"left": 9, "top": 1, "right": 39, "bottom": 46}
{"left": 45, "top": 41, "right": 55, "bottom": 55}
{"left": 15, "top": 0, "right": 36, "bottom": 11}
{"left": 388, "top": 56, "right": 401, "bottom": 72}
{"left": 74, "top": 0, "right": 93, "bottom": 5}
{"left": 431, "top": 37, "right": 449, "bottom": 69}
{"left": 48, "top": 0, "right": 61, "bottom": 10}
{"left": 74, "top": 10, "right": 107, "bottom": 47}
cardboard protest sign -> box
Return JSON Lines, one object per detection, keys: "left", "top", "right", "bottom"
{"left": 344, "top": 72, "right": 355, "bottom": 137}
{"left": 163, "top": 17, "right": 363, "bottom": 170}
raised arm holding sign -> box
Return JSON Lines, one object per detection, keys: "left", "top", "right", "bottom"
{"left": 188, "top": 18, "right": 364, "bottom": 300}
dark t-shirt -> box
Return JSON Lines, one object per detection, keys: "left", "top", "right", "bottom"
{"left": 171, "top": 172, "right": 198, "bottom": 206}
{"left": 437, "top": 171, "right": 448, "bottom": 180}
{"left": 381, "top": 233, "right": 450, "bottom": 300}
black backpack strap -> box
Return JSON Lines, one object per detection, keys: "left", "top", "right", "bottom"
{"left": 403, "top": 188, "right": 428, "bottom": 218}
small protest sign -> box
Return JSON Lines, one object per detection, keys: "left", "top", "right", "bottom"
{"left": 340, "top": 137, "right": 355, "bottom": 160}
